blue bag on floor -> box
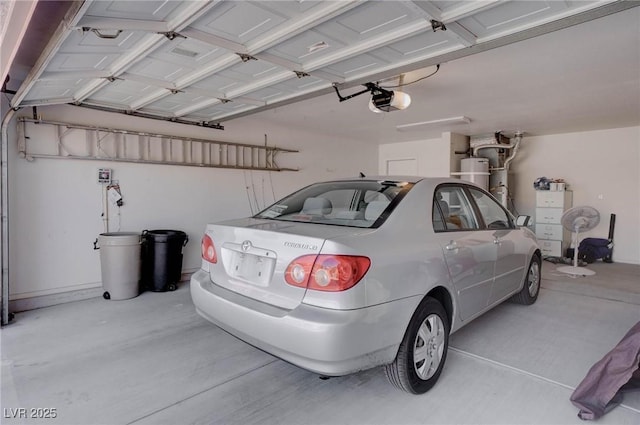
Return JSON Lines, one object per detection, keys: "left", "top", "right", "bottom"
{"left": 578, "top": 238, "right": 612, "bottom": 263}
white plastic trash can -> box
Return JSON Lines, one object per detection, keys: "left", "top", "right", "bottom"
{"left": 97, "top": 232, "right": 141, "bottom": 300}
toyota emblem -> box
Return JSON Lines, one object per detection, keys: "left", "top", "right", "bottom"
{"left": 241, "top": 240, "right": 252, "bottom": 252}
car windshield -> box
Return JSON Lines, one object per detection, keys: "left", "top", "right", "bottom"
{"left": 254, "top": 180, "right": 413, "bottom": 228}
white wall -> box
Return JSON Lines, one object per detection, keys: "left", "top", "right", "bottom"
{"left": 7, "top": 105, "right": 378, "bottom": 302}
{"left": 511, "top": 127, "right": 640, "bottom": 264}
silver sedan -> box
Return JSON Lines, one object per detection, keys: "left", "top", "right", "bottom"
{"left": 191, "top": 176, "right": 541, "bottom": 394}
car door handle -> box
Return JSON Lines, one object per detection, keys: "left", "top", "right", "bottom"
{"left": 445, "top": 241, "right": 458, "bottom": 251}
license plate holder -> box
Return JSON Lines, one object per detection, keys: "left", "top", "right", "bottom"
{"left": 229, "top": 252, "right": 273, "bottom": 285}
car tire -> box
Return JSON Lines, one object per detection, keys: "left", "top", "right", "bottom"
{"left": 510, "top": 254, "right": 541, "bottom": 305}
{"left": 385, "top": 297, "right": 449, "bottom": 394}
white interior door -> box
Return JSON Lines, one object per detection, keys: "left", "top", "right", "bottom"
{"left": 386, "top": 158, "right": 417, "bottom": 175}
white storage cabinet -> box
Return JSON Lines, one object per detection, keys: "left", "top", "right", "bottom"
{"left": 535, "top": 190, "right": 573, "bottom": 257}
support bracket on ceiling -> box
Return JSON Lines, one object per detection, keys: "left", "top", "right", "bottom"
{"left": 1, "top": 75, "right": 16, "bottom": 95}
{"left": 430, "top": 20, "right": 447, "bottom": 32}
{"left": 158, "top": 31, "right": 186, "bottom": 41}
{"left": 332, "top": 82, "right": 388, "bottom": 103}
{"left": 237, "top": 53, "right": 258, "bottom": 63}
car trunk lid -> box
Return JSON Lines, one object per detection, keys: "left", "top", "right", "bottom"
{"left": 205, "top": 218, "right": 363, "bottom": 310}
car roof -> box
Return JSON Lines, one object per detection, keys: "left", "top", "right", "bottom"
{"left": 329, "top": 175, "right": 463, "bottom": 185}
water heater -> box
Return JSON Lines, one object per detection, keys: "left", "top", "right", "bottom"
{"left": 460, "top": 158, "right": 490, "bottom": 191}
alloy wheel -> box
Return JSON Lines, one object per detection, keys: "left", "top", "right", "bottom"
{"left": 528, "top": 260, "right": 540, "bottom": 297}
{"left": 413, "top": 314, "right": 446, "bottom": 380}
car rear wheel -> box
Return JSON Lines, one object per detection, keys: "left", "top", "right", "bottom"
{"left": 510, "top": 254, "right": 541, "bottom": 305}
{"left": 385, "top": 297, "right": 449, "bottom": 394}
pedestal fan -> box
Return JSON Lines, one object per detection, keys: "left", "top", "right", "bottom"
{"left": 557, "top": 206, "right": 600, "bottom": 277}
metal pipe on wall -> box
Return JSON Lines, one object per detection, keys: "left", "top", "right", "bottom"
{"left": 472, "top": 133, "right": 519, "bottom": 158}
{"left": 503, "top": 131, "right": 523, "bottom": 171}
{"left": 1, "top": 108, "right": 16, "bottom": 326}
{"left": 470, "top": 131, "right": 523, "bottom": 170}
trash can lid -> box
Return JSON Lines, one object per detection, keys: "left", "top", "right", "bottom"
{"left": 142, "top": 229, "right": 188, "bottom": 243}
{"left": 98, "top": 232, "right": 141, "bottom": 246}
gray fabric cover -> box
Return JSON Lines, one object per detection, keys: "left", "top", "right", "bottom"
{"left": 570, "top": 321, "right": 640, "bottom": 420}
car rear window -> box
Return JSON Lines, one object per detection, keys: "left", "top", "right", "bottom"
{"left": 254, "top": 180, "right": 413, "bottom": 228}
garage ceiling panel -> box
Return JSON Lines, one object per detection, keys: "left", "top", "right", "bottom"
{"left": 22, "top": 78, "right": 92, "bottom": 103}
{"left": 143, "top": 90, "right": 213, "bottom": 114}
{"left": 85, "top": 0, "right": 185, "bottom": 22}
{"left": 219, "top": 60, "right": 287, "bottom": 82}
{"left": 268, "top": 75, "right": 327, "bottom": 94}
{"left": 145, "top": 38, "right": 228, "bottom": 69}
{"left": 61, "top": 29, "right": 145, "bottom": 52}
{"left": 46, "top": 52, "right": 117, "bottom": 73}
{"left": 330, "top": 1, "right": 426, "bottom": 38}
{"left": 191, "top": 74, "right": 241, "bottom": 95}
{"left": 319, "top": 53, "right": 390, "bottom": 79}
{"left": 87, "top": 79, "right": 159, "bottom": 106}
{"left": 12, "top": 0, "right": 630, "bottom": 125}
{"left": 262, "top": 0, "right": 324, "bottom": 16}
{"left": 262, "top": 29, "right": 347, "bottom": 64}
{"left": 190, "top": 1, "right": 288, "bottom": 44}
{"left": 240, "top": 86, "right": 289, "bottom": 103}
{"left": 127, "top": 57, "right": 192, "bottom": 82}
{"left": 384, "top": 36, "right": 459, "bottom": 61}
{"left": 186, "top": 101, "right": 255, "bottom": 121}
{"left": 458, "top": 1, "right": 603, "bottom": 40}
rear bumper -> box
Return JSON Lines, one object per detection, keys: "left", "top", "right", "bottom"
{"left": 190, "top": 269, "right": 420, "bottom": 376}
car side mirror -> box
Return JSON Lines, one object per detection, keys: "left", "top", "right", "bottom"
{"left": 516, "top": 215, "right": 531, "bottom": 227}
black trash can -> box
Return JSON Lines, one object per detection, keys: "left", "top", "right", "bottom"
{"left": 141, "top": 230, "right": 189, "bottom": 292}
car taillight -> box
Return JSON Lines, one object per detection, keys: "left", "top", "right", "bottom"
{"left": 285, "top": 255, "right": 370, "bottom": 292}
{"left": 201, "top": 234, "right": 217, "bottom": 264}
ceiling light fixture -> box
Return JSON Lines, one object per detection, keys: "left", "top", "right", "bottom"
{"left": 396, "top": 116, "right": 471, "bottom": 131}
{"left": 333, "top": 82, "right": 411, "bottom": 112}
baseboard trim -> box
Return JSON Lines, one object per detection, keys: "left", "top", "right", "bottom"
{"left": 9, "top": 286, "right": 104, "bottom": 313}
{"left": 9, "top": 269, "right": 198, "bottom": 313}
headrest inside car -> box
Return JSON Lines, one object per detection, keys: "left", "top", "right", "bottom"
{"left": 365, "top": 200, "right": 390, "bottom": 221}
{"left": 301, "top": 197, "right": 332, "bottom": 215}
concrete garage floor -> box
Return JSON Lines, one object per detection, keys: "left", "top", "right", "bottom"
{"left": 2, "top": 262, "right": 639, "bottom": 425}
